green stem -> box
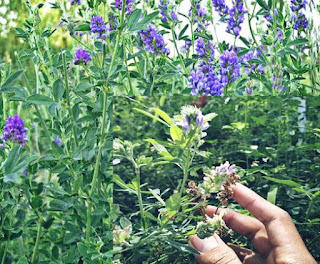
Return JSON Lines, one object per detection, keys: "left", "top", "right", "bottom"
{"left": 171, "top": 28, "right": 187, "bottom": 75}
{"left": 305, "top": 199, "right": 314, "bottom": 221}
{"left": 1, "top": 243, "right": 7, "bottom": 264}
{"left": 136, "top": 167, "right": 146, "bottom": 229}
{"left": 62, "top": 52, "right": 79, "bottom": 147}
{"left": 86, "top": 90, "right": 109, "bottom": 240}
{"left": 2, "top": 94, "right": 6, "bottom": 120}
{"left": 31, "top": 217, "right": 42, "bottom": 264}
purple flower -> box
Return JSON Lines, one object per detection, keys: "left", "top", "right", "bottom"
{"left": 240, "top": 49, "right": 265, "bottom": 75}
{"left": 176, "top": 106, "right": 211, "bottom": 132}
{"left": 1, "top": 114, "right": 28, "bottom": 147}
{"left": 189, "top": 1, "right": 210, "bottom": 32}
{"left": 290, "top": 0, "right": 308, "bottom": 30}
{"left": 189, "top": 62, "right": 223, "bottom": 96}
{"left": 219, "top": 50, "right": 241, "bottom": 85}
{"left": 74, "top": 49, "right": 91, "bottom": 65}
{"left": 115, "top": 0, "right": 135, "bottom": 14}
{"left": 139, "top": 25, "right": 170, "bottom": 55}
{"left": 70, "top": 0, "right": 81, "bottom": 5}
{"left": 226, "top": 0, "right": 246, "bottom": 36}
{"left": 212, "top": 0, "right": 229, "bottom": 15}
{"left": 171, "top": 11, "right": 178, "bottom": 20}
{"left": 277, "top": 29, "right": 284, "bottom": 41}
{"left": 159, "top": 0, "right": 169, "bottom": 22}
{"left": 53, "top": 138, "right": 62, "bottom": 147}
{"left": 272, "top": 76, "right": 285, "bottom": 90}
{"left": 90, "top": 15, "right": 108, "bottom": 39}
{"left": 182, "top": 40, "right": 192, "bottom": 53}
{"left": 196, "top": 38, "right": 215, "bottom": 61}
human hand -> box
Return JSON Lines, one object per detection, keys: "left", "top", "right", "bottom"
{"left": 189, "top": 183, "right": 317, "bottom": 264}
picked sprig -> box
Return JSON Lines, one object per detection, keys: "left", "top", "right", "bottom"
{"left": 199, "top": 161, "right": 240, "bottom": 206}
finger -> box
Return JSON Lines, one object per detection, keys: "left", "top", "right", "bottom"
{"left": 189, "top": 234, "right": 242, "bottom": 264}
{"left": 206, "top": 206, "right": 271, "bottom": 256}
{"left": 227, "top": 244, "right": 265, "bottom": 264}
{"left": 232, "top": 183, "right": 307, "bottom": 249}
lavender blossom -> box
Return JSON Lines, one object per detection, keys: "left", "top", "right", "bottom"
{"left": 290, "top": 0, "right": 308, "bottom": 30}
{"left": 219, "top": 50, "right": 241, "bottom": 85}
{"left": 189, "top": 1, "right": 210, "bottom": 32}
{"left": 196, "top": 38, "right": 215, "bottom": 61}
{"left": 139, "top": 25, "right": 170, "bottom": 55}
{"left": 159, "top": 0, "right": 169, "bottom": 22}
{"left": 115, "top": 0, "right": 135, "bottom": 14}
{"left": 1, "top": 114, "right": 28, "bottom": 147}
{"left": 53, "top": 138, "right": 63, "bottom": 147}
{"left": 240, "top": 49, "right": 265, "bottom": 75}
{"left": 90, "top": 15, "right": 108, "bottom": 39}
{"left": 70, "top": 0, "right": 81, "bottom": 5}
{"left": 189, "top": 62, "right": 223, "bottom": 96}
{"left": 277, "top": 29, "right": 284, "bottom": 41}
{"left": 74, "top": 49, "right": 91, "bottom": 65}
{"left": 226, "top": 0, "right": 246, "bottom": 36}
{"left": 176, "top": 105, "right": 212, "bottom": 132}
{"left": 181, "top": 40, "right": 192, "bottom": 53}
{"left": 212, "top": 0, "right": 229, "bottom": 16}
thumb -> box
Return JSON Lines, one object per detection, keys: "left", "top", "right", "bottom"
{"left": 189, "top": 234, "right": 242, "bottom": 264}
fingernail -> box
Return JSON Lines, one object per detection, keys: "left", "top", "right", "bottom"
{"left": 190, "top": 235, "right": 219, "bottom": 253}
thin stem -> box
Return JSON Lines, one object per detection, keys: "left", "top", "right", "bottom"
{"left": 2, "top": 94, "right": 6, "bottom": 120}
{"left": 1, "top": 243, "right": 7, "bottom": 264}
{"left": 62, "top": 52, "right": 79, "bottom": 147}
{"left": 171, "top": 28, "right": 187, "bottom": 74}
{"left": 86, "top": 90, "right": 109, "bottom": 240}
{"left": 136, "top": 167, "right": 146, "bottom": 229}
{"left": 31, "top": 217, "right": 42, "bottom": 264}
{"left": 305, "top": 199, "right": 314, "bottom": 221}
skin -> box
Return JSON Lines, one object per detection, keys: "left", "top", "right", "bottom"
{"left": 189, "top": 183, "right": 317, "bottom": 264}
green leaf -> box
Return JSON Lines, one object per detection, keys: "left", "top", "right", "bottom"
{"left": 133, "top": 108, "right": 170, "bottom": 126}
{"left": 267, "top": 185, "right": 278, "bottom": 204}
{"left": 2, "top": 145, "right": 20, "bottom": 174}
{"left": 75, "top": 82, "right": 95, "bottom": 92}
{"left": 165, "top": 240, "right": 200, "bottom": 255}
{"left": 127, "top": 9, "right": 142, "bottom": 30}
{"left": 49, "top": 199, "right": 72, "bottom": 211}
{"left": 287, "top": 38, "right": 309, "bottom": 46}
{"left": 1, "top": 70, "right": 24, "bottom": 89}
{"left": 16, "top": 257, "right": 29, "bottom": 264}
{"left": 148, "top": 188, "right": 165, "bottom": 206}
{"left": 256, "top": 0, "right": 269, "bottom": 9}
{"left": 165, "top": 193, "right": 181, "bottom": 217}
{"left": 170, "top": 125, "right": 183, "bottom": 142}
{"left": 120, "top": 217, "right": 131, "bottom": 229}
{"left": 153, "top": 107, "right": 172, "bottom": 124}
{"left": 53, "top": 79, "right": 65, "bottom": 101}
{"left": 263, "top": 176, "right": 301, "bottom": 187}
{"left": 73, "top": 23, "right": 90, "bottom": 31}
{"left": 27, "top": 94, "right": 54, "bottom": 105}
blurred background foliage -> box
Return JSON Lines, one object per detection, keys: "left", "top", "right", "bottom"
{"left": 0, "top": 0, "right": 69, "bottom": 63}
{"left": 114, "top": 96, "right": 320, "bottom": 262}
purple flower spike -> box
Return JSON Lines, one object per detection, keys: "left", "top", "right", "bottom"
{"left": 139, "top": 25, "right": 170, "bottom": 55}
{"left": 1, "top": 114, "right": 28, "bottom": 147}
{"left": 115, "top": 0, "right": 135, "bottom": 14}
{"left": 74, "top": 49, "right": 91, "bottom": 65}
{"left": 90, "top": 15, "right": 108, "bottom": 39}
{"left": 53, "top": 138, "right": 63, "bottom": 147}
{"left": 70, "top": 0, "right": 81, "bottom": 5}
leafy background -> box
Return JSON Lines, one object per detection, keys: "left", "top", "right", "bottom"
{"left": 114, "top": 96, "right": 320, "bottom": 263}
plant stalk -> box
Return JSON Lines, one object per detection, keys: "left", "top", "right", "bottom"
{"left": 136, "top": 167, "right": 146, "bottom": 229}
{"left": 86, "top": 90, "right": 109, "bottom": 240}
{"left": 31, "top": 217, "right": 42, "bottom": 264}
{"left": 62, "top": 52, "right": 79, "bottom": 147}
